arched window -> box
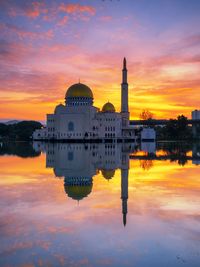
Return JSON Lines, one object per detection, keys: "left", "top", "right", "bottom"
{"left": 68, "top": 152, "right": 73, "bottom": 161}
{"left": 68, "top": 121, "right": 74, "bottom": 131}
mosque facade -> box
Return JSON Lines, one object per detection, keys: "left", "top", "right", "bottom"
{"left": 33, "top": 58, "right": 135, "bottom": 141}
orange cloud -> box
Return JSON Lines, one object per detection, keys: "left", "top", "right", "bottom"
{"left": 8, "top": 1, "right": 48, "bottom": 19}
{"left": 59, "top": 3, "right": 96, "bottom": 16}
{"left": 0, "top": 22, "right": 54, "bottom": 40}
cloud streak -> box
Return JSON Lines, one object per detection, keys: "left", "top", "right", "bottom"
{"left": 59, "top": 3, "right": 96, "bottom": 16}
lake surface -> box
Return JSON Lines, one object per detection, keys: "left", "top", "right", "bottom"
{"left": 0, "top": 141, "right": 200, "bottom": 267}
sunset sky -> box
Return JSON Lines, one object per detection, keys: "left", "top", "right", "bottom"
{"left": 0, "top": 0, "right": 200, "bottom": 121}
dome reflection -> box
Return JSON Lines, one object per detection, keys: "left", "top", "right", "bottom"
{"left": 43, "top": 143, "right": 136, "bottom": 226}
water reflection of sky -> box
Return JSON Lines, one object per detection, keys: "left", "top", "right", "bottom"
{"left": 0, "top": 142, "right": 200, "bottom": 267}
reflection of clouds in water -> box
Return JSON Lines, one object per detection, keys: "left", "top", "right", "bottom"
{"left": 0, "top": 142, "right": 200, "bottom": 266}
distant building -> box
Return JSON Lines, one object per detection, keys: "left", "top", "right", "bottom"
{"left": 192, "top": 110, "right": 200, "bottom": 139}
{"left": 33, "top": 58, "right": 135, "bottom": 141}
{"left": 192, "top": 110, "right": 200, "bottom": 120}
{"left": 141, "top": 128, "right": 156, "bottom": 141}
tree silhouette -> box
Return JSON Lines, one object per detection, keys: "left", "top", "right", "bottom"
{"left": 139, "top": 109, "right": 153, "bottom": 120}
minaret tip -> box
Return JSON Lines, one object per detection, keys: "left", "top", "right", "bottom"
{"left": 123, "top": 57, "right": 127, "bottom": 69}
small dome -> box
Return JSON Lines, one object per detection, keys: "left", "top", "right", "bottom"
{"left": 101, "top": 169, "right": 115, "bottom": 180}
{"left": 102, "top": 102, "right": 115, "bottom": 113}
{"left": 54, "top": 104, "right": 65, "bottom": 114}
{"left": 66, "top": 83, "right": 93, "bottom": 98}
{"left": 64, "top": 184, "right": 92, "bottom": 201}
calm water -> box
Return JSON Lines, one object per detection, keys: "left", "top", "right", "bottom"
{"left": 0, "top": 141, "right": 200, "bottom": 267}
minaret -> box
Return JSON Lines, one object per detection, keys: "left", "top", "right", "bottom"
{"left": 121, "top": 57, "right": 129, "bottom": 128}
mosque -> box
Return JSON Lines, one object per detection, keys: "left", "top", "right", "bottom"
{"left": 33, "top": 58, "right": 135, "bottom": 141}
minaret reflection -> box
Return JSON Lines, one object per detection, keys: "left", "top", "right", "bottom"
{"left": 43, "top": 143, "right": 136, "bottom": 226}
{"left": 121, "top": 170, "right": 128, "bottom": 226}
{"left": 121, "top": 145, "right": 130, "bottom": 226}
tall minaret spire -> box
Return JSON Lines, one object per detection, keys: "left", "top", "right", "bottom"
{"left": 122, "top": 57, "right": 127, "bottom": 84}
{"left": 123, "top": 57, "right": 127, "bottom": 70}
{"left": 121, "top": 57, "right": 129, "bottom": 127}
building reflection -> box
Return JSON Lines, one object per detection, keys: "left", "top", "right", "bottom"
{"left": 192, "top": 143, "right": 200, "bottom": 165}
{"left": 39, "top": 143, "right": 136, "bottom": 226}
{"left": 141, "top": 141, "right": 156, "bottom": 155}
{"left": 32, "top": 141, "right": 200, "bottom": 225}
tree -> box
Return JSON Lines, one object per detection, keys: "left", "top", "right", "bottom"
{"left": 156, "top": 115, "right": 192, "bottom": 140}
{"left": 177, "top": 115, "right": 188, "bottom": 132}
{"left": 139, "top": 109, "right": 153, "bottom": 120}
{"left": 0, "top": 121, "right": 43, "bottom": 141}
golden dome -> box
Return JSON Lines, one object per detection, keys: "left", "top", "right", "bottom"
{"left": 64, "top": 184, "right": 92, "bottom": 201}
{"left": 101, "top": 169, "right": 115, "bottom": 180}
{"left": 102, "top": 102, "right": 115, "bottom": 112}
{"left": 66, "top": 83, "right": 93, "bottom": 98}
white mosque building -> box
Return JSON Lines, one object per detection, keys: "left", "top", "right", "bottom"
{"left": 33, "top": 58, "right": 135, "bottom": 142}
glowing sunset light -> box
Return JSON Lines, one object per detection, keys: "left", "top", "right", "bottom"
{"left": 0, "top": 0, "right": 200, "bottom": 121}
{"left": 161, "top": 63, "right": 200, "bottom": 79}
